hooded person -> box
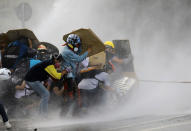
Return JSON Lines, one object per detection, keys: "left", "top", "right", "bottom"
{"left": 60, "top": 34, "right": 91, "bottom": 100}
{"left": 24, "top": 53, "right": 67, "bottom": 116}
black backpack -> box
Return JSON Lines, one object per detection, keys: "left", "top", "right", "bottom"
{"left": 2, "top": 42, "right": 21, "bottom": 69}
{"left": 11, "top": 58, "right": 30, "bottom": 85}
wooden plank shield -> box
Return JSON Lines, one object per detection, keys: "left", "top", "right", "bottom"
{"left": 0, "top": 33, "right": 10, "bottom": 49}
{"left": 63, "top": 28, "right": 105, "bottom": 57}
{"left": 89, "top": 51, "right": 106, "bottom": 69}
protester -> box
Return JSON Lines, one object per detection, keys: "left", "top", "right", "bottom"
{"left": 0, "top": 43, "right": 12, "bottom": 128}
{"left": 6, "top": 36, "right": 33, "bottom": 70}
{"left": 104, "top": 41, "right": 133, "bottom": 73}
{"left": 14, "top": 48, "right": 41, "bottom": 98}
{"left": 24, "top": 53, "right": 67, "bottom": 116}
{"left": 14, "top": 48, "right": 41, "bottom": 94}
{"left": 0, "top": 102, "right": 11, "bottom": 129}
{"left": 61, "top": 34, "right": 91, "bottom": 100}
{"left": 78, "top": 58, "right": 112, "bottom": 111}
{"left": 36, "top": 44, "right": 51, "bottom": 61}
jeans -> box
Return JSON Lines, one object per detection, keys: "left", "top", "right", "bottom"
{"left": 0, "top": 103, "right": 8, "bottom": 122}
{"left": 26, "top": 81, "right": 50, "bottom": 115}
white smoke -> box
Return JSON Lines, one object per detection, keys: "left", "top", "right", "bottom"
{"left": 32, "top": 0, "right": 191, "bottom": 119}
{"left": 1, "top": 0, "right": 191, "bottom": 127}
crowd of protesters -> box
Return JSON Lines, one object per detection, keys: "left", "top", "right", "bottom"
{"left": 0, "top": 32, "right": 133, "bottom": 129}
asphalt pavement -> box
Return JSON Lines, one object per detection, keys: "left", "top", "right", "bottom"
{"left": 1, "top": 113, "right": 191, "bottom": 131}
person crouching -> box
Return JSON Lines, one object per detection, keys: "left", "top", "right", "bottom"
{"left": 24, "top": 53, "right": 67, "bottom": 117}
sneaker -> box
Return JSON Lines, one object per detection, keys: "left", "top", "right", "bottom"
{"left": 4, "top": 121, "right": 12, "bottom": 129}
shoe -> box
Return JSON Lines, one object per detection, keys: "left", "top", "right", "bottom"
{"left": 4, "top": 121, "right": 12, "bottom": 129}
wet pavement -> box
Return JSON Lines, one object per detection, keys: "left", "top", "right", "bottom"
{"left": 1, "top": 113, "right": 191, "bottom": 131}
{"left": 1, "top": 82, "right": 191, "bottom": 131}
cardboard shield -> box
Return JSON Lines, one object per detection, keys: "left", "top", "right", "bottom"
{"left": 6, "top": 28, "right": 40, "bottom": 48}
{"left": 89, "top": 51, "right": 106, "bottom": 69}
{"left": 63, "top": 28, "right": 105, "bottom": 57}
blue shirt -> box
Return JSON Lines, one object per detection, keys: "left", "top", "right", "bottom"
{"left": 30, "top": 59, "right": 41, "bottom": 68}
{"left": 9, "top": 40, "right": 29, "bottom": 69}
{"left": 61, "top": 46, "right": 88, "bottom": 78}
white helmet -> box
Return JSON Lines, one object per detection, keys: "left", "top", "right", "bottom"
{"left": 0, "top": 68, "right": 11, "bottom": 80}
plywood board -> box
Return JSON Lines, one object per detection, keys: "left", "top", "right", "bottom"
{"left": 6, "top": 28, "right": 40, "bottom": 48}
{"left": 0, "top": 33, "right": 10, "bottom": 49}
{"left": 63, "top": 28, "right": 105, "bottom": 57}
{"left": 89, "top": 51, "right": 106, "bottom": 69}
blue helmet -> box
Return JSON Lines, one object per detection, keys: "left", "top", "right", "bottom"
{"left": 66, "top": 34, "right": 81, "bottom": 52}
{"left": 67, "top": 34, "right": 81, "bottom": 46}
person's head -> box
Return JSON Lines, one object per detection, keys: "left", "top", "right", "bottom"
{"left": 66, "top": 34, "right": 81, "bottom": 53}
{"left": 37, "top": 44, "right": 51, "bottom": 61}
{"left": 52, "top": 53, "right": 63, "bottom": 64}
{"left": 104, "top": 41, "right": 115, "bottom": 54}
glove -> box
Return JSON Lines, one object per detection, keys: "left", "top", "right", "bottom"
{"left": 65, "top": 66, "right": 72, "bottom": 73}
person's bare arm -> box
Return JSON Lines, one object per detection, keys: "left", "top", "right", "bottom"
{"left": 112, "top": 54, "right": 133, "bottom": 65}
{"left": 28, "top": 39, "right": 33, "bottom": 48}
{"left": 53, "top": 87, "right": 65, "bottom": 96}
{"left": 112, "top": 56, "right": 124, "bottom": 64}
{"left": 80, "top": 66, "right": 97, "bottom": 73}
{"left": 15, "top": 81, "right": 26, "bottom": 90}
{"left": 46, "top": 84, "right": 51, "bottom": 91}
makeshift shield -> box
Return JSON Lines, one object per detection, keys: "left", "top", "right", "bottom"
{"left": 0, "top": 33, "right": 10, "bottom": 50}
{"left": 6, "top": 28, "right": 40, "bottom": 48}
{"left": 63, "top": 28, "right": 105, "bottom": 57}
{"left": 89, "top": 51, "right": 106, "bottom": 69}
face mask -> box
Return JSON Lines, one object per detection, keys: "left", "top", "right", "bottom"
{"left": 74, "top": 47, "right": 78, "bottom": 52}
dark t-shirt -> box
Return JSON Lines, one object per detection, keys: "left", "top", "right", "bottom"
{"left": 25, "top": 59, "right": 54, "bottom": 82}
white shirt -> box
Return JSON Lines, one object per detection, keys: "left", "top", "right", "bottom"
{"left": 81, "top": 57, "right": 89, "bottom": 68}
{"left": 15, "top": 84, "right": 34, "bottom": 99}
{"left": 78, "top": 72, "right": 110, "bottom": 90}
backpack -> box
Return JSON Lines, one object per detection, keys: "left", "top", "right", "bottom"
{"left": 11, "top": 58, "right": 30, "bottom": 85}
{"left": 2, "top": 42, "right": 21, "bottom": 69}
{"left": 11, "top": 58, "right": 41, "bottom": 85}
{"left": 0, "top": 68, "right": 11, "bottom": 80}
{"left": 2, "top": 40, "right": 29, "bottom": 69}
